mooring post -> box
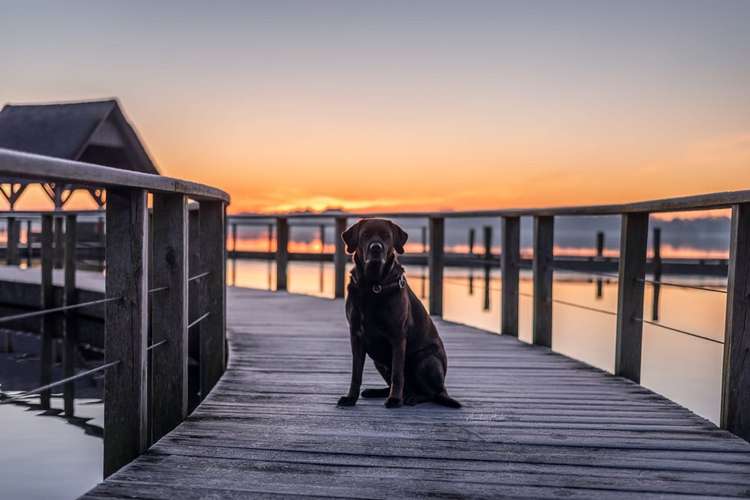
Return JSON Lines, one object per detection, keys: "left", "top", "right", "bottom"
{"left": 40, "top": 214, "right": 54, "bottom": 409}
{"left": 63, "top": 214, "right": 78, "bottom": 417}
{"left": 721, "top": 203, "right": 750, "bottom": 442}
{"left": 275, "top": 217, "right": 289, "bottom": 291}
{"left": 501, "top": 216, "right": 520, "bottom": 336}
{"left": 6, "top": 217, "right": 19, "bottom": 265}
{"left": 468, "top": 228, "right": 475, "bottom": 255}
{"left": 532, "top": 216, "right": 554, "bottom": 347}
{"left": 54, "top": 215, "right": 64, "bottom": 269}
{"left": 428, "top": 216, "right": 444, "bottom": 316}
{"left": 615, "top": 212, "right": 649, "bottom": 383}
{"left": 200, "top": 201, "right": 227, "bottom": 396}
{"left": 151, "top": 193, "right": 189, "bottom": 442}
{"left": 104, "top": 189, "right": 149, "bottom": 478}
{"left": 334, "top": 216, "right": 347, "bottom": 298}
{"left": 483, "top": 225, "right": 492, "bottom": 260}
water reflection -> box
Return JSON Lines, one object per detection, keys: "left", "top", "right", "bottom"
{"left": 227, "top": 257, "right": 727, "bottom": 424}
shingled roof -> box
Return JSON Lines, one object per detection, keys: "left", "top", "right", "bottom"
{"left": 0, "top": 99, "right": 158, "bottom": 174}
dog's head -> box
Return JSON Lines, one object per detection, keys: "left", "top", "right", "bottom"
{"left": 342, "top": 218, "right": 408, "bottom": 280}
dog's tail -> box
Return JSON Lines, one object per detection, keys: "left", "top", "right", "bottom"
{"left": 433, "top": 391, "right": 461, "bottom": 409}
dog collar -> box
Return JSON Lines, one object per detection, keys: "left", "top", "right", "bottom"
{"left": 350, "top": 269, "right": 406, "bottom": 296}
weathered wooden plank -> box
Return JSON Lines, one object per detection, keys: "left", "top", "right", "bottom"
{"left": 721, "top": 203, "right": 750, "bottom": 442}
{"left": 39, "top": 214, "right": 54, "bottom": 409}
{"left": 501, "top": 216, "right": 520, "bottom": 336}
{"left": 428, "top": 216, "right": 444, "bottom": 316}
{"left": 199, "top": 201, "right": 226, "bottom": 396}
{"left": 275, "top": 217, "right": 289, "bottom": 291}
{"left": 333, "top": 216, "right": 347, "bottom": 298}
{"left": 533, "top": 215, "right": 554, "bottom": 346}
{"left": 63, "top": 214, "right": 77, "bottom": 417}
{"left": 151, "top": 193, "right": 189, "bottom": 442}
{"left": 615, "top": 212, "right": 649, "bottom": 383}
{"left": 104, "top": 188, "right": 149, "bottom": 477}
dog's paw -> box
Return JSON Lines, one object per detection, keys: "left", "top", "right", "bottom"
{"left": 385, "top": 396, "right": 403, "bottom": 408}
{"left": 337, "top": 395, "right": 357, "bottom": 407}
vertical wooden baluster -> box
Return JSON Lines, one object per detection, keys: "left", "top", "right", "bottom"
{"left": 615, "top": 212, "right": 649, "bottom": 382}
{"left": 428, "top": 217, "right": 444, "bottom": 317}
{"left": 334, "top": 216, "right": 347, "bottom": 299}
{"left": 501, "top": 216, "right": 520, "bottom": 336}
{"left": 40, "top": 214, "right": 54, "bottom": 409}
{"left": 200, "top": 201, "right": 226, "bottom": 397}
{"left": 63, "top": 214, "right": 77, "bottom": 417}
{"left": 275, "top": 217, "right": 289, "bottom": 291}
{"left": 188, "top": 207, "right": 201, "bottom": 408}
{"left": 104, "top": 188, "right": 149, "bottom": 478}
{"left": 54, "top": 215, "right": 64, "bottom": 269}
{"left": 533, "top": 216, "right": 554, "bottom": 347}
{"left": 25, "top": 219, "right": 33, "bottom": 267}
{"left": 6, "top": 216, "right": 19, "bottom": 265}
{"left": 721, "top": 203, "right": 750, "bottom": 441}
{"left": 151, "top": 193, "right": 189, "bottom": 442}
{"left": 651, "top": 227, "right": 662, "bottom": 321}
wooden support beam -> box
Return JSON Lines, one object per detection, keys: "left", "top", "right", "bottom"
{"left": 721, "top": 203, "right": 750, "bottom": 442}
{"left": 428, "top": 217, "right": 445, "bottom": 316}
{"left": 334, "top": 216, "right": 347, "bottom": 299}
{"left": 151, "top": 193, "right": 189, "bottom": 442}
{"left": 63, "top": 214, "right": 78, "bottom": 417}
{"left": 40, "top": 214, "right": 54, "bottom": 409}
{"left": 533, "top": 216, "right": 554, "bottom": 347}
{"left": 54, "top": 215, "right": 64, "bottom": 269}
{"left": 199, "top": 201, "right": 226, "bottom": 397}
{"left": 6, "top": 217, "right": 19, "bottom": 265}
{"left": 615, "top": 212, "right": 649, "bottom": 383}
{"left": 275, "top": 217, "right": 289, "bottom": 291}
{"left": 501, "top": 216, "right": 520, "bottom": 336}
{"left": 104, "top": 188, "right": 149, "bottom": 478}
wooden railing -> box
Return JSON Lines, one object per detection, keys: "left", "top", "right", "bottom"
{"left": 0, "top": 148, "right": 229, "bottom": 476}
{"left": 229, "top": 190, "right": 750, "bottom": 442}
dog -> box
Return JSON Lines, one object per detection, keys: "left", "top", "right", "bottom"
{"left": 336, "top": 218, "right": 461, "bottom": 409}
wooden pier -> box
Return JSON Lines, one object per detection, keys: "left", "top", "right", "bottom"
{"left": 81, "top": 288, "right": 750, "bottom": 498}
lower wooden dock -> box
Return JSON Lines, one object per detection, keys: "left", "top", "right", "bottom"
{"left": 83, "top": 288, "right": 750, "bottom": 499}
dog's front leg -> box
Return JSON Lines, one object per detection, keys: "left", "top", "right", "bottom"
{"left": 337, "top": 332, "right": 365, "bottom": 406}
{"left": 385, "top": 337, "right": 406, "bottom": 408}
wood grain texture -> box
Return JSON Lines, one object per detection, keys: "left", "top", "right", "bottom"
{"left": 151, "top": 193, "right": 189, "bottom": 442}
{"left": 501, "top": 216, "right": 520, "bottom": 336}
{"left": 615, "top": 212, "right": 649, "bottom": 383}
{"left": 428, "top": 216, "right": 444, "bottom": 316}
{"left": 82, "top": 288, "right": 750, "bottom": 499}
{"left": 104, "top": 188, "right": 149, "bottom": 478}
{"left": 721, "top": 203, "right": 750, "bottom": 442}
{"left": 533, "top": 216, "right": 554, "bottom": 347}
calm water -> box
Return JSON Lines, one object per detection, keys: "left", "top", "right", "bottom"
{"left": 230, "top": 258, "right": 726, "bottom": 423}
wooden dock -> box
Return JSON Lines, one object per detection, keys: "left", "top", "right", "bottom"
{"left": 82, "top": 288, "right": 750, "bottom": 499}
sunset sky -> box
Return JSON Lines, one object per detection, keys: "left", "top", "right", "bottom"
{"left": 2, "top": 1, "right": 749, "bottom": 213}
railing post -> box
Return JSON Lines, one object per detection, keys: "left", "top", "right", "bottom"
{"left": 721, "top": 203, "right": 750, "bottom": 441}
{"left": 231, "top": 222, "right": 237, "bottom": 253}
{"left": 428, "top": 216, "right": 444, "bottom": 316}
{"left": 468, "top": 228, "right": 475, "bottom": 255}
{"left": 54, "top": 215, "right": 64, "bottom": 269}
{"left": 334, "top": 216, "right": 347, "bottom": 298}
{"left": 276, "top": 217, "right": 289, "bottom": 291}
{"left": 483, "top": 225, "right": 492, "bottom": 260}
{"left": 501, "top": 216, "right": 520, "bottom": 336}
{"left": 596, "top": 231, "right": 605, "bottom": 298}
{"left": 533, "top": 216, "right": 554, "bottom": 347}
{"left": 188, "top": 208, "right": 201, "bottom": 406}
{"left": 651, "top": 227, "right": 662, "bottom": 321}
{"left": 199, "top": 200, "right": 226, "bottom": 397}
{"left": 63, "top": 214, "right": 77, "bottom": 417}
{"left": 40, "top": 215, "right": 54, "bottom": 409}
{"left": 615, "top": 212, "right": 649, "bottom": 382}
{"left": 104, "top": 188, "right": 149, "bottom": 478}
{"left": 6, "top": 217, "right": 19, "bottom": 265}
{"left": 25, "top": 219, "right": 33, "bottom": 267}
{"left": 151, "top": 193, "right": 189, "bottom": 442}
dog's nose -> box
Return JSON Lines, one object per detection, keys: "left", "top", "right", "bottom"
{"left": 368, "top": 241, "right": 384, "bottom": 254}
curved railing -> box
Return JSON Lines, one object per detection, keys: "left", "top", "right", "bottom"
{"left": 0, "top": 148, "right": 229, "bottom": 476}
{"left": 227, "top": 189, "right": 750, "bottom": 442}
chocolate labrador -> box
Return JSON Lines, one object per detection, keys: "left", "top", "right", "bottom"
{"left": 336, "top": 218, "right": 461, "bottom": 409}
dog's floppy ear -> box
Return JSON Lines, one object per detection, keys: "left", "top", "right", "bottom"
{"left": 341, "top": 220, "right": 361, "bottom": 254}
{"left": 389, "top": 221, "right": 408, "bottom": 254}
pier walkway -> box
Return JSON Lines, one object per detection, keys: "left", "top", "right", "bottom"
{"left": 82, "top": 287, "right": 750, "bottom": 499}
